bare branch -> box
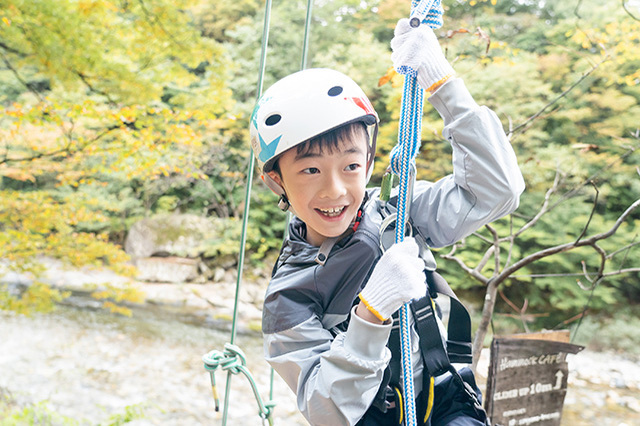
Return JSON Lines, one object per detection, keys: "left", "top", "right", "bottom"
{"left": 486, "top": 224, "right": 501, "bottom": 278}
{"left": 0, "top": 50, "right": 46, "bottom": 102}
{"left": 442, "top": 241, "right": 489, "bottom": 284}
{"left": 575, "top": 181, "right": 599, "bottom": 243}
{"left": 75, "top": 71, "right": 117, "bottom": 106}
{"left": 509, "top": 56, "right": 608, "bottom": 139}
{"left": 608, "top": 237, "right": 639, "bottom": 260}
{"left": 499, "top": 289, "right": 531, "bottom": 333}
{"left": 442, "top": 251, "right": 488, "bottom": 283}
{"left": 623, "top": 0, "right": 640, "bottom": 21}
{"left": 498, "top": 198, "right": 640, "bottom": 280}
{"left": 474, "top": 244, "right": 495, "bottom": 274}
{"left": 514, "top": 169, "right": 562, "bottom": 237}
{"left": 470, "top": 231, "right": 493, "bottom": 245}
{"left": 504, "top": 215, "right": 515, "bottom": 268}
{"left": 551, "top": 144, "right": 638, "bottom": 211}
{"left": 603, "top": 267, "right": 640, "bottom": 276}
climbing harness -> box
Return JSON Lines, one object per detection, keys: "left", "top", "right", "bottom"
{"left": 202, "top": 0, "right": 315, "bottom": 424}
{"left": 389, "top": 1, "right": 444, "bottom": 425}
{"left": 374, "top": 184, "right": 485, "bottom": 425}
{"left": 203, "top": 0, "right": 480, "bottom": 424}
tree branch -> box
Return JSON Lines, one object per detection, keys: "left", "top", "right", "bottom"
{"left": 75, "top": 71, "right": 117, "bottom": 106}
{"left": 514, "top": 169, "right": 562, "bottom": 238}
{"left": 474, "top": 244, "right": 495, "bottom": 274}
{"left": 0, "top": 125, "right": 119, "bottom": 165}
{"left": 486, "top": 224, "right": 501, "bottom": 278}
{"left": 509, "top": 56, "right": 608, "bottom": 139}
{"left": 498, "top": 198, "right": 640, "bottom": 281}
{"left": 137, "top": 0, "right": 187, "bottom": 50}
{"left": 471, "top": 197, "right": 640, "bottom": 368}
{"left": 575, "top": 181, "right": 599, "bottom": 243}
{"left": 623, "top": 0, "right": 640, "bottom": 21}
{"left": 608, "top": 238, "right": 640, "bottom": 261}
{"left": 0, "top": 50, "right": 46, "bottom": 102}
{"left": 549, "top": 144, "right": 636, "bottom": 213}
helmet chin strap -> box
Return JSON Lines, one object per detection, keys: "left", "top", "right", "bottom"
{"left": 262, "top": 122, "right": 377, "bottom": 218}
{"left": 261, "top": 174, "right": 298, "bottom": 216}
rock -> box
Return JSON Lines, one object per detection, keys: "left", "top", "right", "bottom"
{"left": 124, "top": 213, "right": 218, "bottom": 259}
{"left": 133, "top": 256, "right": 199, "bottom": 283}
{"left": 213, "top": 267, "right": 226, "bottom": 282}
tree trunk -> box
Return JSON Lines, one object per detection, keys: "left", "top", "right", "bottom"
{"left": 472, "top": 278, "right": 500, "bottom": 372}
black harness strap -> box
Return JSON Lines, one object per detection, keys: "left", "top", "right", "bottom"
{"left": 425, "top": 270, "right": 473, "bottom": 365}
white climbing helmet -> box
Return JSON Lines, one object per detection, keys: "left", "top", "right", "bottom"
{"left": 250, "top": 68, "right": 379, "bottom": 211}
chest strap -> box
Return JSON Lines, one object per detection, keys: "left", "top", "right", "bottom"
{"left": 388, "top": 270, "right": 473, "bottom": 385}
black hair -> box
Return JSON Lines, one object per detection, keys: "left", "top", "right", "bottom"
{"left": 271, "top": 121, "right": 369, "bottom": 175}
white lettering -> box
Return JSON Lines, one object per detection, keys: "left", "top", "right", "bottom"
{"left": 499, "top": 356, "right": 538, "bottom": 371}
{"left": 503, "top": 408, "right": 527, "bottom": 417}
{"left": 499, "top": 352, "right": 568, "bottom": 372}
{"left": 493, "top": 388, "right": 519, "bottom": 401}
{"left": 518, "top": 412, "right": 561, "bottom": 425}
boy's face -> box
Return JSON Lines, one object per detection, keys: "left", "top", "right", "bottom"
{"left": 268, "top": 135, "right": 368, "bottom": 247}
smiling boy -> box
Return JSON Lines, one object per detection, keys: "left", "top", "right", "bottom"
{"left": 267, "top": 123, "right": 369, "bottom": 247}
{"left": 250, "top": 19, "right": 525, "bottom": 426}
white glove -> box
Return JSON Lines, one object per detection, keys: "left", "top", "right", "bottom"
{"left": 359, "top": 237, "right": 426, "bottom": 321}
{"left": 390, "top": 18, "right": 455, "bottom": 93}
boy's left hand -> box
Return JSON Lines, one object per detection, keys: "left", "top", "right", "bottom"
{"left": 390, "top": 18, "right": 455, "bottom": 93}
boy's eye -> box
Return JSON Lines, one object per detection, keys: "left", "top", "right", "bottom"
{"left": 345, "top": 163, "right": 360, "bottom": 171}
{"left": 302, "top": 167, "right": 319, "bottom": 174}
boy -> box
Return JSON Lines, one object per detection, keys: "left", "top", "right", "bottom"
{"left": 250, "top": 19, "right": 525, "bottom": 425}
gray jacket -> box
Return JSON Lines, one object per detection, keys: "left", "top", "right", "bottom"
{"left": 262, "top": 78, "right": 525, "bottom": 426}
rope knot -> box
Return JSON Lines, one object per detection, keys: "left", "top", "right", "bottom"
{"left": 202, "top": 343, "right": 247, "bottom": 374}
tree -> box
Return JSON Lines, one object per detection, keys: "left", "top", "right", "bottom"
{"left": 444, "top": 170, "right": 640, "bottom": 369}
{"left": 418, "top": 0, "right": 640, "bottom": 367}
{"left": 0, "top": 0, "right": 233, "bottom": 313}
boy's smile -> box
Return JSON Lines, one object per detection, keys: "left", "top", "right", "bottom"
{"left": 268, "top": 136, "right": 368, "bottom": 247}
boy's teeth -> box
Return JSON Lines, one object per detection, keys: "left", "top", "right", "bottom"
{"left": 319, "top": 207, "right": 344, "bottom": 216}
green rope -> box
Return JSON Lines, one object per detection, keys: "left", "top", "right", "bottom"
{"left": 203, "top": 0, "right": 316, "bottom": 424}
{"left": 203, "top": 344, "right": 276, "bottom": 425}
{"left": 203, "top": 1, "right": 273, "bottom": 425}
{"left": 301, "top": 0, "right": 314, "bottom": 70}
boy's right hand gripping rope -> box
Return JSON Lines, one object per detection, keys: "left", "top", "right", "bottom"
{"left": 359, "top": 238, "right": 426, "bottom": 321}
{"left": 386, "top": 2, "right": 447, "bottom": 426}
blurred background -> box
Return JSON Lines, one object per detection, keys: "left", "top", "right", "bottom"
{"left": 1, "top": 0, "right": 639, "bottom": 424}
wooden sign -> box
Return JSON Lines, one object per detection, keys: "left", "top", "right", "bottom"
{"left": 485, "top": 333, "right": 583, "bottom": 426}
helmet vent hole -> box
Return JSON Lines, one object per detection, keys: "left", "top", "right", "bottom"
{"left": 327, "top": 86, "right": 343, "bottom": 97}
{"left": 265, "top": 114, "right": 281, "bottom": 126}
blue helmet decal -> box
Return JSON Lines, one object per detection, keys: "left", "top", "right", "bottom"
{"left": 251, "top": 95, "right": 271, "bottom": 129}
{"left": 258, "top": 134, "right": 282, "bottom": 163}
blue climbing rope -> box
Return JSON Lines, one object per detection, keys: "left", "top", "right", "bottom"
{"left": 389, "top": 1, "right": 444, "bottom": 425}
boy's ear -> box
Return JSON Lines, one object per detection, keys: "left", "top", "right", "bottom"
{"left": 266, "top": 170, "right": 283, "bottom": 186}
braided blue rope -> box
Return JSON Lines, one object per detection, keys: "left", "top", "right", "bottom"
{"left": 390, "top": 1, "right": 443, "bottom": 425}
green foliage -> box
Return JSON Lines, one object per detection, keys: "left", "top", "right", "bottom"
{"left": 0, "top": 281, "right": 69, "bottom": 315}
{"left": 573, "top": 307, "right": 640, "bottom": 359}
{"left": 0, "top": 389, "right": 147, "bottom": 426}
{"left": 0, "top": 392, "right": 77, "bottom": 425}
{"left": 103, "top": 403, "right": 147, "bottom": 426}
{"left": 0, "top": 0, "right": 638, "bottom": 330}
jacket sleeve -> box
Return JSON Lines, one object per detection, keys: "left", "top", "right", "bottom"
{"left": 410, "top": 77, "right": 525, "bottom": 248}
{"left": 264, "top": 306, "right": 392, "bottom": 425}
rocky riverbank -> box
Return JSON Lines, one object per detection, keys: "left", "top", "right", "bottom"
{"left": 2, "top": 264, "right": 640, "bottom": 425}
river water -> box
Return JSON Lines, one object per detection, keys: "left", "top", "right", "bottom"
{"left": 0, "top": 306, "right": 306, "bottom": 425}
{"left": 1, "top": 305, "right": 639, "bottom": 425}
